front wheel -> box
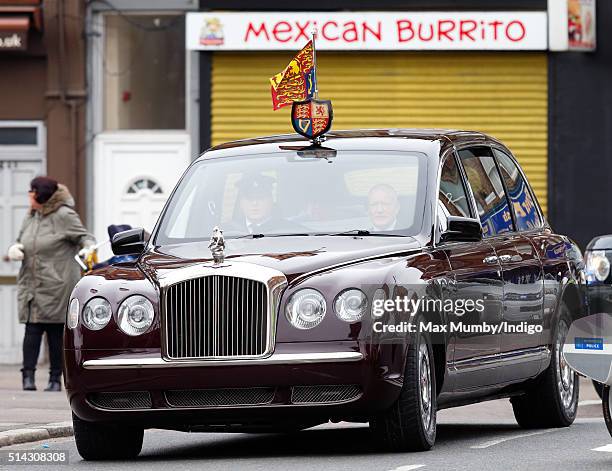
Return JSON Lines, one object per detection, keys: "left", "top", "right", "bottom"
{"left": 72, "top": 413, "right": 144, "bottom": 460}
{"left": 370, "top": 331, "right": 437, "bottom": 451}
{"left": 511, "top": 310, "right": 579, "bottom": 428}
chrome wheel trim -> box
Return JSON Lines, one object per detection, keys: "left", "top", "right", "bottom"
{"left": 556, "top": 320, "right": 576, "bottom": 410}
{"left": 418, "top": 341, "right": 433, "bottom": 432}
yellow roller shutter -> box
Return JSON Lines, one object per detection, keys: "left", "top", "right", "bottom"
{"left": 211, "top": 52, "right": 547, "bottom": 214}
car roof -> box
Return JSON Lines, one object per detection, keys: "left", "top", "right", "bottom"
{"left": 199, "top": 129, "right": 502, "bottom": 160}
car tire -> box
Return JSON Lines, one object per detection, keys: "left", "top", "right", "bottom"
{"left": 369, "top": 330, "right": 437, "bottom": 451}
{"left": 593, "top": 380, "right": 605, "bottom": 400}
{"left": 603, "top": 386, "right": 612, "bottom": 438}
{"left": 72, "top": 413, "right": 144, "bottom": 460}
{"left": 511, "top": 305, "right": 579, "bottom": 429}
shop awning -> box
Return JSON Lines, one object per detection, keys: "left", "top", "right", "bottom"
{"left": 0, "top": 2, "right": 43, "bottom": 52}
{"left": 0, "top": 15, "right": 29, "bottom": 50}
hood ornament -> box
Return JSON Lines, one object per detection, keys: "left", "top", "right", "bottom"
{"left": 208, "top": 226, "right": 225, "bottom": 265}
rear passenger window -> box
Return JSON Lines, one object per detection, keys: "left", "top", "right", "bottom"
{"left": 439, "top": 155, "right": 472, "bottom": 218}
{"left": 493, "top": 149, "right": 543, "bottom": 231}
{"left": 459, "top": 147, "right": 514, "bottom": 237}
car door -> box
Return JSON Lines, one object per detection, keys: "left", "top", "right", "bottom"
{"left": 492, "top": 148, "right": 546, "bottom": 378}
{"left": 460, "top": 146, "right": 545, "bottom": 383}
{"left": 438, "top": 151, "right": 504, "bottom": 390}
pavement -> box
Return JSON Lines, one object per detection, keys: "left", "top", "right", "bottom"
{"left": 0, "top": 364, "right": 72, "bottom": 447}
{"left": 0, "top": 364, "right": 610, "bottom": 469}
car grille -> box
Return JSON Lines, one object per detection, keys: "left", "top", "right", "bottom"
{"left": 88, "top": 392, "right": 152, "bottom": 410}
{"left": 163, "top": 275, "right": 269, "bottom": 359}
{"left": 291, "top": 385, "right": 362, "bottom": 404}
{"left": 165, "top": 387, "right": 275, "bottom": 408}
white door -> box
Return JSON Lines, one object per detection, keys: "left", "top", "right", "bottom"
{"left": 0, "top": 122, "right": 45, "bottom": 364}
{"left": 93, "top": 132, "right": 190, "bottom": 260}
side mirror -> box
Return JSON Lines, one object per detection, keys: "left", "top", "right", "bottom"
{"left": 440, "top": 216, "right": 482, "bottom": 243}
{"left": 111, "top": 228, "right": 146, "bottom": 256}
{"left": 587, "top": 235, "right": 612, "bottom": 251}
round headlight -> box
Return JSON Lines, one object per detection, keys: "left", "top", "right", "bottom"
{"left": 117, "top": 295, "right": 155, "bottom": 336}
{"left": 334, "top": 289, "right": 368, "bottom": 322}
{"left": 286, "top": 288, "right": 326, "bottom": 329}
{"left": 82, "top": 298, "right": 112, "bottom": 331}
{"left": 67, "top": 298, "right": 79, "bottom": 329}
{"left": 587, "top": 250, "right": 610, "bottom": 282}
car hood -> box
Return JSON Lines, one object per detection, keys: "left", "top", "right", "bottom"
{"left": 140, "top": 236, "right": 422, "bottom": 284}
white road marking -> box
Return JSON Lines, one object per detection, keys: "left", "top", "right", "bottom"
{"left": 592, "top": 444, "right": 612, "bottom": 453}
{"left": 579, "top": 399, "right": 602, "bottom": 407}
{"left": 470, "top": 429, "right": 559, "bottom": 449}
{"left": 387, "top": 465, "right": 426, "bottom": 471}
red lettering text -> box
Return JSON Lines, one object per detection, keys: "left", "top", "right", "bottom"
{"left": 272, "top": 21, "right": 292, "bottom": 43}
{"left": 342, "top": 21, "right": 358, "bottom": 42}
{"left": 418, "top": 23, "right": 434, "bottom": 41}
{"left": 397, "top": 20, "right": 415, "bottom": 42}
{"left": 322, "top": 21, "right": 339, "bottom": 41}
{"left": 488, "top": 21, "right": 502, "bottom": 40}
{"left": 294, "top": 21, "right": 310, "bottom": 42}
{"left": 438, "top": 20, "right": 456, "bottom": 41}
{"left": 244, "top": 22, "right": 269, "bottom": 42}
{"left": 459, "top": 20, "right": 477, "bottom": 41}
{"left": 362, "top": 21, "right": 382, "bottom": 41}
{"left": 506, "top": 20, "right": 526, "bottom": 42}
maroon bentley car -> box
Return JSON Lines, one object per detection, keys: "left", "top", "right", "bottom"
{"left": 64, "top": 129, "right": 585, "bottom": 459}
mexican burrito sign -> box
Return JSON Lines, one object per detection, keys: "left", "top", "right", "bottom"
{"left": 186, "top": 11, "right": 548, "bottom": 51}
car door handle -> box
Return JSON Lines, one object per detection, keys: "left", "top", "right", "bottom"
{"left": 483, "top": 255, "right": 498, "bottom": 265}
{"left": 498, "top": 254, "right": 512, "bottom": 263}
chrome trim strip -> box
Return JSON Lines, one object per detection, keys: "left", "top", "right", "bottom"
{"left": 82, "top": 351, "right": 364, "bottom": 369}
{"left": 452, "top": 346, "right": 550, "bottom": 371}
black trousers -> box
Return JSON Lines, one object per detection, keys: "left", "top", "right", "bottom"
{"left": 22, "top": 323, "right": 64, "bottom": 379}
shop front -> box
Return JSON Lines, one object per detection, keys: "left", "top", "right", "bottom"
{"left": 0, "top": 0, "right": 86, "bottom": 363}
{"left": 85, "top": 0, "right": 199, "bottom": 259}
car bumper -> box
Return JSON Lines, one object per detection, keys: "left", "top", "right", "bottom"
{"left": 64, "top": 341, "right": 405, "bottom": 429}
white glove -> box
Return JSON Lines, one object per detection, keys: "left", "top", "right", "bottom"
{"left": 8, "top": 243, "right": 24, "bottom": 262}
{"left": 78, "top": 245, "right": 95, "bottom": 259}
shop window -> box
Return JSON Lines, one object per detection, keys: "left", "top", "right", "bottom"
{"left": 103, "top": 14, "right": 185, "bottom": 130}
{"left": 0, "top": 127, "right": 37, "bottom": 145}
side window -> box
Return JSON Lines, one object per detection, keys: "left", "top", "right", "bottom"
{"left": 439, "top": 155, "right": 472, "bottom": 218}
{"left": 493, "top": 149, "right": 543, "bottom": 231}
{"left": 459, "top": 147, "right": 514, "bottom": 238}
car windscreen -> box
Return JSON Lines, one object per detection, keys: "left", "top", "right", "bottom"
{"left": 154, "top": 150, "right": 427, "bottom": 245}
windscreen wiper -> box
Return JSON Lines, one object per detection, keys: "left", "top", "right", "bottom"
{"left": 318, "top": 230, "right": 405, "bottom": 237}
{"left": 231, "top": 232, "right": 312, "bottom": 239}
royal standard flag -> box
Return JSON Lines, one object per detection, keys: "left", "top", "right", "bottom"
{"left": 269, "top": 41, "right": 315, "bottom": 111}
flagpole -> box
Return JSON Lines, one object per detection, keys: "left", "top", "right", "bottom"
{"left": 311, "top": 28, "right": 319, "bottom": 99}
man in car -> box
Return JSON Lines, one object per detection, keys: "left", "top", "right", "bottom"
{"left": 368, "top": 183, "right": 400, "bottom": 231}
{"left": 231, "top": 173, "right": 278, "bottom": 234}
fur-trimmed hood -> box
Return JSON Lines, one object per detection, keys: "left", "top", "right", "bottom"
{"left": 40, "top": 184, "right": 75, "bottom": 216}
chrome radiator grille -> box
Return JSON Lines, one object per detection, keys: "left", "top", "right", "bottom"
{"left": 163, "top": 276, "right": 269, "bottom": 359}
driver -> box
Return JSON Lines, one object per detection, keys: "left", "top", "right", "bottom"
{"left": 368, "top": 184, "right": 400, "bottom": 231}
{"left": 232, "top": 173, "right": 290, "bottom": 234}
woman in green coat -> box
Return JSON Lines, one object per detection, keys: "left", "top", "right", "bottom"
{"left": 7, "top": 177, "right": 95, "bottom": 392}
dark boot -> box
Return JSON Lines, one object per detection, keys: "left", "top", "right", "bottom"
{"left": 22, "top": 369, "right": 36, "bottom": 391}
{"left": 44, "top": 376, "right": 61, "bottom": 392}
